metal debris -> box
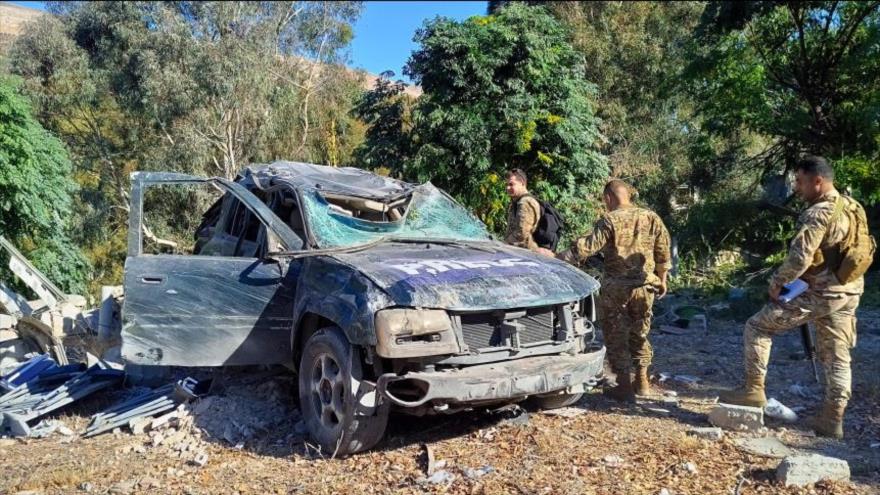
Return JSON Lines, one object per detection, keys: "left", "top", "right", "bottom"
{"left": 83, "top": 377, "right": 207, "bottom": 438}
{"left": 0, "top": 361, "right": 122, "bottom": 437}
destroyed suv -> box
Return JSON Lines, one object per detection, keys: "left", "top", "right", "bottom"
{"left": 122, "top": 161, "right": 604, "bottom": 454}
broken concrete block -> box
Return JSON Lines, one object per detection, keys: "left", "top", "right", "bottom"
{"left": 776, "top": 454, "right": 850, "bottom": 487}
{"left": 735, "top": 437, "right": 794, "bottom": 458}
{"left": 150, "top": 410, "right": 179, "bottom": 430}
{"left": 708, "top": 404, "right": 763, "bottom": 431}
{"left": 129, "top": 417, "right": 151, "bottom": 435}
{"left": 687, "top": 427, "right": 724, "bottom": 441}
{"left": 192, "top": 451, "right": 209, "bottom": 467}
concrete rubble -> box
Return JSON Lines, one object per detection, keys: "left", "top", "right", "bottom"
{"left": 687, "top": 427, "right": 723, "bottom": 441}
{"left": 776, "top": 453, "right": 850, "bottom": 487}
{"left": 733, "top": 437, "right": 795, "bottom": 458}
{"left": 708, "top": 403, "right": 764, "bottom": 431}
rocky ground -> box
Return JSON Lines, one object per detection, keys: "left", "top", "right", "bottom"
{"left": 1, "top": 294, "right": 878, "bottom": 495}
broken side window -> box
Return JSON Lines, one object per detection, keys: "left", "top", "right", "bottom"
{"left": 300, "top": 183, "right": 492, "bottom": 249}
{"left": 196, "top": 194, "right": 270, "bottom": 258}
{"left": 142, "top": 182, "right": 226, "bottom": 255}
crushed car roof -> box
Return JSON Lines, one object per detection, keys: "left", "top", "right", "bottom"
{"left": 244, "top": 161, "right": 415, "bottom": 200}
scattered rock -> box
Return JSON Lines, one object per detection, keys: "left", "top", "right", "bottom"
{"left": 79, "top": 482, "right": 94, "bottom": 492}
{"left": 663, "top": 390, "right": 678, "bottom": 398}
{"left": 540, "top": 407, "right": 587, "bottom": 418}
{"left": 658, "top": 489, "right": 671, "bottom": 495}
{"left": 192, "top": 451, "right": 209, "bottom": 467}
{"left": 641, "top": 406, "right": 671, "bottom": 416}
{"left": 776, "top": 454, "right": 850, "bottom": 487}
{"left": 422, "top": 470, "right": 455, "bottom": 485}
{"left": 708, "top": 404, "right": 763, "bottom": 431}
{"left": 140, "top": 477, "right": 161, "bottom": 489}
{"left": 735, "top": 437, "right": 794, "bottom": 459}
{"left": 109, "top": 479, "right": 136, "bottom": 495}
{"left": 463, "top": 465, "right": 494, "bottom": 479}
{"left": 687, "top": 427, "right": 723, "bottom": 441}
{"left": 681, "top": 461, "right": 698, "bottom": 474}
{"left": 129, "top": 417, "right": 151, "bottom": 435}
{"left": 602, "top": 455, "right": 624, "bottom": 468}
{"left": 150, "top": 410, "right": 179, "bottom": 430}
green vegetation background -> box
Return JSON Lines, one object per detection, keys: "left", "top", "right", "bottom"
{"left": 1, "top": 1, "right": 878, "bottom": 305}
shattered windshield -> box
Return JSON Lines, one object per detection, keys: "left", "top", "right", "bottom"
{"left": 300, "top": 183, "right": 493, "bottom": 248}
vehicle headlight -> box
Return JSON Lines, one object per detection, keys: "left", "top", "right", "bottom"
{"left": 375, "top": 309, "right": 459, "bottom": 358}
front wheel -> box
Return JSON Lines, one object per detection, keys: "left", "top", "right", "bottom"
{"left": 527, "top": 391, "right": 584, "bottom": 410}
{"left": 298, "top": 326, "right": 388, "bottom": 456}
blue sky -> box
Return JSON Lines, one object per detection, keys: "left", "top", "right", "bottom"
{"left": 10, "top": 1, "right": 487, "bottom": 83}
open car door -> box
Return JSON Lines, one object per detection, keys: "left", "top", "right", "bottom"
{"left": 121, "top": 172, "right": 304, "bottom": 367}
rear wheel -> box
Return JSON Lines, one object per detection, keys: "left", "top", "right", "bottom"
{"left": 298, "top": 326, "right": 388, "bottom": 456}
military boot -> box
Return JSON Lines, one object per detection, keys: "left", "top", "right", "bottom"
{"left": 604, "top": 372, "right": 636, "bottom": 403}
{"left": 634, "top": 366, "right": 652, "bottom": 396}
{"left": 718, "top": 375, "right": 766, "bottom": 408}
{"left": 809, "top": 401, "right": 845, "bottom": 439}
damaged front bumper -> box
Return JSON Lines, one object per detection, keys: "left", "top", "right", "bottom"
{"left": 376, "top": 347, "right": 605, "bottom": 408}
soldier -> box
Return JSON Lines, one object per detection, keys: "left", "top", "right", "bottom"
{"left": 504, "top": 168, "right": 542, "bottom": 252}
{"left": 720, "top": 156, "right": 867, "bottom": 439}
{"left": 545, "top": 180, "right": 671, "bottom": 402}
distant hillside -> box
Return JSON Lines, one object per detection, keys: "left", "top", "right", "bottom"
{"left": 0, "top": 2, "right": 44, "bottom": 50}
{"left": 0, "top": 2, "right": 421, "bottom": 97}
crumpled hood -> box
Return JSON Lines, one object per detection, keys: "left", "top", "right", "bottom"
{"left": 331, "top": 242, "right": 599, "bottom": 311}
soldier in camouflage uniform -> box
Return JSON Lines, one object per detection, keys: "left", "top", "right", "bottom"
{"left": 720, "top": 156, "right": 864, "bottom": 439}
{"left": 549, "top": 180, "right": 671, "bottom": 402}
{"left": 504, "top": 169, "right": 543, "bottom": 252}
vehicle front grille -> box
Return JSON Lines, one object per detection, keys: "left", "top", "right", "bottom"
{"left": 458, "top": 307, "right": 555, "bottom": 351}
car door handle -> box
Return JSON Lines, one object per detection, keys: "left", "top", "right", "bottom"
{"left": 141, "top": 276, "right": 165, "bottom": 284}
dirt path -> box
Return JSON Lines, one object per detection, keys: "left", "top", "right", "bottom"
{"left": 1, "top": 299, "right": 878, "bottom": 495}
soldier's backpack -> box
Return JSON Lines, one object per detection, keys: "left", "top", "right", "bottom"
{"left": 518, "top": 194, "right": 565, "bottom": 250}
{"left": 831, "top": 195, "right": 876, "bottom": 284}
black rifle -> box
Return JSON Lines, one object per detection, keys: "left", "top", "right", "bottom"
{"left": 799, "top": 323, "right": 821, "bottom": 384}
{"left": 759, "top": 197, "right": 821, "bottom": 384}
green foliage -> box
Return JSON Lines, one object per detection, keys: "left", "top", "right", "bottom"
{"left": 546, "top": 2, "right": 705, "bottom": 219}
{"left": 8, "top": 1, "right": 365, "bottom": 292}
{"left": 0, "top": 77, "right": 90, "bottom": 294}
{"left": 352, "top": 72, "right": 415, "bottom": 171}
{"left": 357, "top": 3, "right": 608, "bottom": 233}
{"left": 687, "top": 1, "right": 880, "bottom": 203}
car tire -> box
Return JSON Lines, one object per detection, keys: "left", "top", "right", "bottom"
{"left": 528, "top": 392, "right": 584, "bottom": 410}
{"left": 298, "top": 326, "right": 388, "bottom": 456}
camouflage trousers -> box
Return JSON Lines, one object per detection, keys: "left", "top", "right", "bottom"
{"left": 598, "top": 283, "right": 655, "bottom": 374}
{"left": 744, "top": 291, "right": 859, "bottom": 405}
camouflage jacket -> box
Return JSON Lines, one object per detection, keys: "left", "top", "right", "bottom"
{"left": 505, "top": 194, "right": 542, "bottom": 252}
{"left": 558, "top": 205, "right": 671, "bottom": 287}
{"left": 771, "top": 188, "right": 864, "bottom": 295}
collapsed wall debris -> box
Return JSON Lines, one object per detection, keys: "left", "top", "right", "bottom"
{"left": 0, "top": 236, "right": 124, "bottom": 375}
{"left": 85, "top": 377, "right": 208, "bottom": 438}
{"left": 0, "top": 355, "right": 123, "bottom": 437}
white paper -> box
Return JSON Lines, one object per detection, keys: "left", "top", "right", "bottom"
{"left": 778, "top": 279, "right": 808, "bottom": 303}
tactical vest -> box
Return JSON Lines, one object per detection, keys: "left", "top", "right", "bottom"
{"left": 825, "top": 195, "right": 876, "bottom": 284}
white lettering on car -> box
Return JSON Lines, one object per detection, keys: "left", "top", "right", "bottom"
{"left": 388, "top": 258, "right": 541, "bottom": 276}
